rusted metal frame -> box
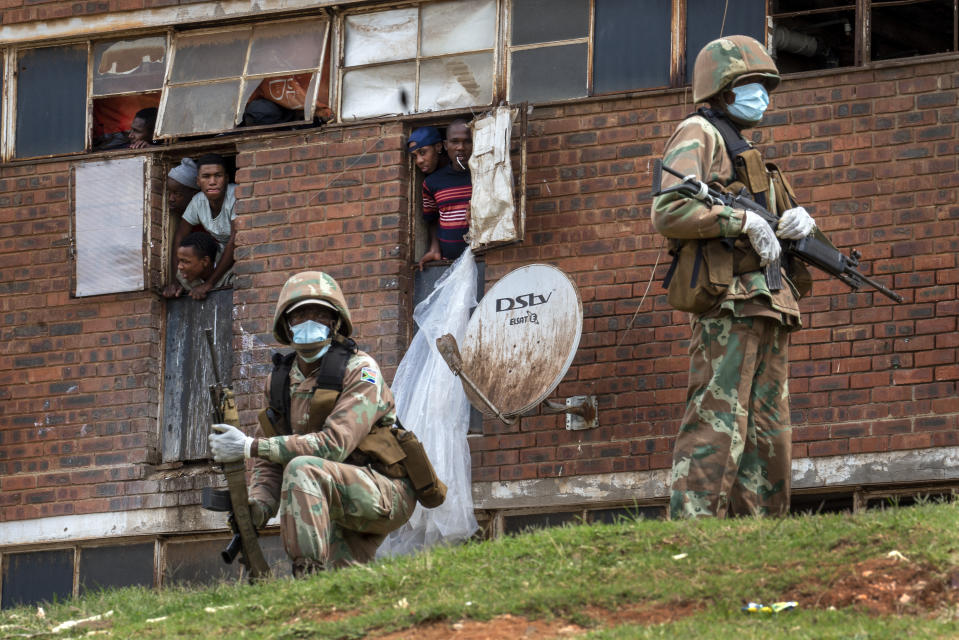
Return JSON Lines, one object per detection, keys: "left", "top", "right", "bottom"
{"left": 86, "top": 41, "right": 94, "bottom": 155}
{"left": 671, "top": 0, "right": 686, "bottom": 89}
{"left": 492, "top": 0, "right": 505, "bottom": 104}
{"left": 235, "top": 28, "right": 259, "bottom": 127}
{"left": 872, "top": 0, "right": 941, "bottom": 6}
{"left": 142, "top": 156, "right": 154, "bottom": 293}
{"left": 1, "top": 49, "right": 13, "bottom": 163}
{"left": 303, "top": 21, "right": 332, "bottom": 121}
{"left": 586, "top": 0, "right": 595, "bottom": 97}
{"left": 414, "top": 3, "right": 424, "bottom": 113}
{"left": 768, "top": 5, "right": 856, "bottom": 19}
{"left": 157, "top": 15, "right": 330, "bottom": 138}
{"left": 858, "top": 0, "right": 869, "bottom": 66}
{"left": 518, "top": 100, "right": 527, "bottom": 241}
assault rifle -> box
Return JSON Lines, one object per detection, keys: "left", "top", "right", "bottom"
{"left": 200, "top": 328, "right": 270, "bottom": 580}
{"left": 652, "top": 160, "right": 903, "bottom": 303}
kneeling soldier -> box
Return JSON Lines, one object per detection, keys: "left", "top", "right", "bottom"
{"left": 209, "top": 272, "right": 421, "bottom": 575}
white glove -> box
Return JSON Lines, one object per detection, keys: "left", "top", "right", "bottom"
{"left": 776, "top": 206, "right": 816, "bottom": 240}
{"left": 209, "top": 423, "right": 252, "bottom": 463}
{"left": 741, "top": 210, "right": 781, "bottom": 267}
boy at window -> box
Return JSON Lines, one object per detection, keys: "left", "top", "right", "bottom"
{"left": 163, "top": 154, "right": 236, "bottom": 301}
{"left": 407, "top": 126, "right": 445, "bottom": 175}
{"left": 167, "top": 231, "right": 235, "bottom": 299}
{"left": 128, "top": 107, "right": 158, "bottom": 149}
{"left": 417, "top": 120, "right": 472, "bottom": 270}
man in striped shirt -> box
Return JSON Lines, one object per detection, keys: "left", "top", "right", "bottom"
{"left": 417, "top": 119, "right": 473, "bottom": 270}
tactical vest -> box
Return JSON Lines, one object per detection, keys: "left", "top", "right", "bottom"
{"left": 662, "top": 108, "right": 810, "bottom": 313}
{"left": 256, "top": 341, "right": 447, "bottom": 509}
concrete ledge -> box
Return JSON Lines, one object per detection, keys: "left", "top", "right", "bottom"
{"left": 473, "top": 446, "right": 959, "bottom": 510}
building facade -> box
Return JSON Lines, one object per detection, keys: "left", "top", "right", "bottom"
{"left": 1, "top": 0, "right": 958, "bottom": 606}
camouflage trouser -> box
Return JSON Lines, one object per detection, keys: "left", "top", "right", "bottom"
{"left": 280, "top": 456, "right": 417, "bottom": 568}
{"left": 669, "top": 313, "right": 792, "bottom": 519}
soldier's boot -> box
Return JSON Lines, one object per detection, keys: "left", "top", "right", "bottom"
{"left": 292, "top": 558, "right": 324, "bottom": 578}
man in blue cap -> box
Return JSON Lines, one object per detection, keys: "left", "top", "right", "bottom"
{"left": 407, "top": 126, "right": 445, "bottom": 175}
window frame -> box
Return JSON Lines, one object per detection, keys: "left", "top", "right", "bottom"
{"left": 155, "top": 14, "right": 332, "bottom": 139}
{"left": 335, "top": 0, "right": 501, "bottom": 122}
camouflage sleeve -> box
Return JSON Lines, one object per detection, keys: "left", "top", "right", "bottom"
{"left": 248, "top": 372, "right": 282, "bottom": 512}
{"left": 254, "top": 352, "right": 395, "bottom": 466}
{"left": 651, "top": 116, "right": 746, "bottom": 240}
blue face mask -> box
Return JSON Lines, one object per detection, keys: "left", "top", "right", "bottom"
{"left": 727, "top": 83, "right": 769, "bottom": 124}
{"left": 291, "top": 320, "right": 330, "bottom": 345}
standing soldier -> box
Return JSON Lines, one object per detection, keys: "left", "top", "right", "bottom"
{"left": 652, "top": 36, "right": 817, "bottom": 519}
{"left": 208, "top": 272, "right": 434, "bottom": 575}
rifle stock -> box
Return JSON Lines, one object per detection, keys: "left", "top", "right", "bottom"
{"left": 652, "top": 161, "right": 903, "bottom": 303}
{"left": 202, "top": 328, "right": 270, "bottom": 580}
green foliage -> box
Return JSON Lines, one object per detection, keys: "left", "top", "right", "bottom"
{"left": 3, "top": 502, "right": 959, "bottom": 639}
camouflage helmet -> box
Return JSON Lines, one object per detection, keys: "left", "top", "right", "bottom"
{"left": 273, "top": 271, "right": 353, "bottom": 344}
{"left": 692, "top": 35, "right": 780, "bottom": 103}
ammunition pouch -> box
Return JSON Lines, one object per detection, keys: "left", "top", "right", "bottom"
{"left": 664, "top": 238, "right": 733, "bottom": 314}
{"left": 352, "top": 423, "right": 447, "bottom": 509}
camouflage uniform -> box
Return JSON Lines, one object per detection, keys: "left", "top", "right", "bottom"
{"left": 652, "top": 36, "right": 800, "bottom": 519}
{"left": 247, "top": 272, "right": 417, "bottom": 569}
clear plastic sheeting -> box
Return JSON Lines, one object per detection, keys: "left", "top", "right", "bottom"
{"left": 421, "top": 0, "right": 496, "bottom": 56}
{"left": 92, "top": 36, "right": 166, "bottom": 96}
{"left": 74, "top": 157, "right": 145, "bottom": 297}
{"left": 378, "top": 250, "right": 479, "bottom": 557}
{"left": 418, "top": 53, "right": 493, "bottom": 111}
{"left": 468, "top": 107, "right": 519, "bottom": 249}
{"left": 341, "top": 63, "right": 415, "bottom": 119}
{"left": 344, "top": 8, "right": 418, "bottom": 67}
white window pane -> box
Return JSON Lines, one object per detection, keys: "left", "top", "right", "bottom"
{"left": 418, "top": 52, "right": 493, "bottom": 111}
{"left": 93, "top": 37, "right": 166, "bottom": 96}
{"left": 247, "top": 20, "right": 327, "bottom": 75}
{"left": 159, "top": 81, "right": 241, "bottom": 134}
{"left": 344, "top": 9, "right": 418, "bottom": 66}
{"left": 341, "top": 62, "right": 415, "bottom": 119}
{"left": 170, "top": 29, "right": 248, "bottom": 83}
{"left": 75, "top": 157, "right": 145, "bottom": 297}
{"left": 421, "top": 0, "right": 496, "bottom": 56}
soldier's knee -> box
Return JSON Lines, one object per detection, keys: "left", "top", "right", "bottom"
{"left": 282, "top": 456, "right": 328, "bottom": 487}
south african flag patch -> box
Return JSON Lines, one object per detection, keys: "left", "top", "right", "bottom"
{"left": 360, "top": 367, "right": 378, "bottom": 384}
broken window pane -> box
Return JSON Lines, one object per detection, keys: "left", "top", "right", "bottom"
{"left": 344, "top": 8, "right": 418, "bottom": 67}
{"left": 92, "top": 36, "right": 166, "bottom": 96}
{"left": 510, "top": 43, "right": 587, "bottom": 103}
{"left": 162, "top": 82, "right": 241, "bottom": 135}
{"left": 341, "top": 62, "right": 416, "bottom": 119}
{"left": 686, "top": 0, "right": 766, "bottom": 82}
{"left": 594, "top": 0, "right": 670, "bottom": 93}
{"left": 770, "top": 1, "right": 854, "bottom": 72}
{"left": 75, "top": 157, "right": 146, "bottom": 297}
{"left": 247, "top": 20, "right": 326, "bottom": 75}
{"left": 419, "top": 53, "right": 493, "bottom": 111}
{"left": 169, "top": 29, "right": 248, "bottom": 83}
{"left": 16, "top": 45, "right": 87, "bottom": 158}
{"left": 511, "top": 0, "right": 589, "bottom": 46}
{"left": 421, "top": 0, "right": 496, "bottom": 56}
{"left": 871, "top": 0, "right": 955, "bottom": 61}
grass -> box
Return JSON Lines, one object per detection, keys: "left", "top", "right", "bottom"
{"left": 3, "top": 501, "right": 959, "bottom": 638}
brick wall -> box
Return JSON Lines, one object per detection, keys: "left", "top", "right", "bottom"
{"left": 470, "top": 58, "right": 959, "bottom": 482}
{"left": 1, "top": 56, "right": 958, "bottom": 526}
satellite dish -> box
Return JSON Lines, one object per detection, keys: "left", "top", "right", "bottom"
{"left": 436, "top": 264, "right": 594, "bottom": 426}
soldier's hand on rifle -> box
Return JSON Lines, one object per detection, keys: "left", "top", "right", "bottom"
{"left": 742, "top": 210, "right": 782, "bottom": 267}
{"left": 776, "top": 206, "right": 816, "bottom": 240}
{"left": 209, "top": 423, "right": 252, "bottom": 463}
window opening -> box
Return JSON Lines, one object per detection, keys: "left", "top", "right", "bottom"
{"left": 15, "top": 45, "right": 88, "bottom": 159}
{"left": 156, "top": 17, "right": 331, "bottom": 138}
{"left": 870, "top": 0, "right": 955, "bottom": 62}
{"left": 769, "top": 1, "right": 855, "bottom": 72}
{"left": 685, "top": 0, "right": 766, "bottom": 83}
{"left": 91, "top": 36, "right": 166, "bottom": 151}
{"left": 339, "top": 0, "right": 496, "bottom": 120}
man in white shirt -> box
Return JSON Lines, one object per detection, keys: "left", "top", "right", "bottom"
{"left": 163, "top": 153, "right": 237, "bottom": 301}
